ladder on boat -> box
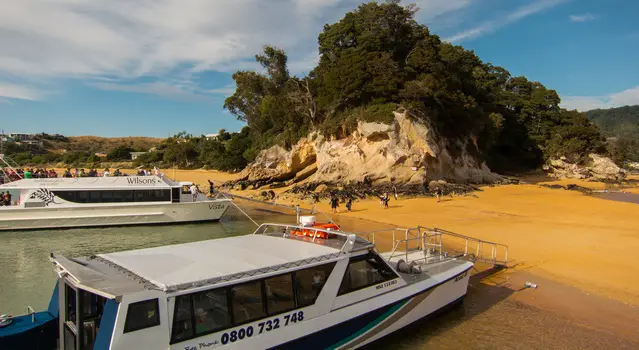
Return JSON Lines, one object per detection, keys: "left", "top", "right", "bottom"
{"left": 360, "top": 226, "right": 509, "bottom": 268}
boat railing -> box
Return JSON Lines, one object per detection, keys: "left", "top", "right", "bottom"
{"left": 0, "top": 306, "right": 36, "bottom": 325}
{"left": 357, "top": 226, "right": 509, "bottom": 267}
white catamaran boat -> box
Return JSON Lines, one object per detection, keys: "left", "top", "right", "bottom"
{"left": 0, "top": 217, "right": 487, "bottom": 349}
{"left": 0, "top": 175, "right": 231, "bottom": 230}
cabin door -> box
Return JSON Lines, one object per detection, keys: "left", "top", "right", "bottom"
{"left": 61, "top": 281, "right": 107, "bottom": 350}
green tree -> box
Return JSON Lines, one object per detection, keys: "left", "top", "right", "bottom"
{"left": 107, "top": 146, "right": 134, "bottom": 161}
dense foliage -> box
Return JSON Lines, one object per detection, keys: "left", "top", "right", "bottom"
{"left": 587, "top": 105, "right": 639, "bottom": 163}
{"left": 224, "top": 0, "right": 606, "bottom": 172}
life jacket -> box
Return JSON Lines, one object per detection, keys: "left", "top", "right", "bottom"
{"left": 291, "top": 223, "right": 340, "bottom": 239}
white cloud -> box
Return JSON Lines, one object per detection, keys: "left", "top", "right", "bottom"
{"left": 569, "top": 13, "right": 596, "bottom": 22}
{"left": 0, "top": 82, "right": 44, "bottom": 101}
{"left": 561, "top": 86, "right": 639, "bottom": 111}
{"left": 89, "top": 81, "right": 213, "bottom": 102}
{"left": 207, "top": 84, "right": 237, "bottom": 97}
{"left": 445, "top": 0, "right": 568, "bottom": 43}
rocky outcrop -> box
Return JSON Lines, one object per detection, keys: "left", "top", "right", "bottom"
{"left": 236, "top": 111, "right": 501, "bottom": 188}
{"left": 544, "top": 154, "right": 627, "bottom": 181}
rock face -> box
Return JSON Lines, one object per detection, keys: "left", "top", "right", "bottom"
{"left": 545, "top": 154, "right": 627, "bottom": 181}
{"left": 237, "top": 111, "right": 501, "bottom": 187}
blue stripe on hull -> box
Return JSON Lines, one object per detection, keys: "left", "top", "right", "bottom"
{"left": 270, "top": 300, "right": 405, "bottom": 350}
{"left": 271, "top": 266, "right": 472, "bottom": 350}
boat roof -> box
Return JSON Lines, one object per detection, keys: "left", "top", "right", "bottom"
{"left": 53, "top": 233, "right": 347, "bottom": 297}
{"left": 0, "top": 175, "right": 176, "bottom": 190}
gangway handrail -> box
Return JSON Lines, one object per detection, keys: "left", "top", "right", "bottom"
{"left": 356, "top": 225, "right": 509, "bottom": 267}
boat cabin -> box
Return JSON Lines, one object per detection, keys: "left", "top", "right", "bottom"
{"left": 0, "top": 175, "right": 206, "bottom": 208}
{"left": 47, "top": 223, "right": 409, "bottom": 349}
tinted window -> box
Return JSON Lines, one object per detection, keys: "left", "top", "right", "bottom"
{"left": 192, "top": 290, "right": 231, "bottom": 335}
{"left": 171, "top": 295, "right": 194, "bottom": 343}
{"left": 295, "top": 263, "right": 336, "bottom": 307}
{"left": 264, "top": 274, "right": 295, "bottom": 315}
{"left": 53, "top": 190, "right": 170, "bottom": 204}
{"left": 123, "top": 299, "right": 161, "bottom": 333}
{"left": 338, "top": 255, "right": 398, "bottom": 295}
{"left": 231, "top": 281, "right": 266, "bottom": 324}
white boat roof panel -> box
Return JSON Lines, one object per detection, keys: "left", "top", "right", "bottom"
{"left": 99, "top": 234, "right": 341, "bottom": 291}
{"left": 0, "top": 176, "right": 174, "bottom": 190}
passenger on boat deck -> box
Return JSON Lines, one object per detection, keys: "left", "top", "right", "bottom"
{"left": 113, "top": 169, "right": 122, "bottom": 177}
{"left": 3, "top": 191, "right": 11, "bottom": 206}
{"left": 73, "top": 168, "right": 79, "bottom": 178}
{"left": 103, "top": 168, "right": 110, "bottom": 177}
{"left": 208, "top": 180, "right": 215, "bottom": 196}
{"left": 48, "top": 169, "right": 57, "bottom": 178}
{"left": 190, "top": 184, "right": 198, "bottom": 201}
{"left": 79, "top": 169, "right": 86, "bottom": 177}
{"left": 153, "top": 166, "right": 160, "bottom": 176}
{"left": 23, "top": 169, "right": 32, "bottom": 178}
{"left": 63, "top": 169, "right": 72, "bottom": 178}
{"left": 0, "top": 192, "right": 5, "bottom": 205}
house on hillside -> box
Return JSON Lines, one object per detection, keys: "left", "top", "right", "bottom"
{"left": 205, "top": 134, "right": 218, "bottom": 140}
{"left": 130, "top": 152, "right": 147, "bottom": 160}
{"left": 95, "top": 152, "right": 108, "bottom": 158}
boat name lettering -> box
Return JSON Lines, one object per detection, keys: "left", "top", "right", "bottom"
{"left": 209, "top": 203, "right": 225, "bottom": 210}
{"left": 220, "top": 311, "right": 304, "bottom": 345}
{"left": 376, "top": 279, "right": 398, "bottom": 290}
{"left": 126, "top": 177, "right": 158, "bottom": 185}
{"left": 454, "top": 271, "right": 468, "bottom": 283}
{"left": 183, "top": 339, "right": 218, "bottom": 350}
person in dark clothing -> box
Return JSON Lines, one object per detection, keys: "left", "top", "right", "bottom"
{"left": 5, "top": 191, "right": 11, "bottom": 206}
{"left": 63, "top": 169, "right": 72, "bottom": 178}
{"left": 330, "top": 196, "right": 339, "bottom": 214}
{"left": 345, "top": 198, "right": 353, "bottom": 212}
{"left": 208, "top": 180, "right": 215, "bottom": 197}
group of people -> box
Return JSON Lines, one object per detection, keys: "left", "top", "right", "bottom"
{"left": 0, "top": 191, "right": 13, "bottom": 206}
{"left": 329, "top": 195, "right": 353, "bottom": 214}
{"left": 0, "top": 166, "right": 167, "bottom": 181}
{"left": 2, "top": 168, "right": 58, "bottom": 180}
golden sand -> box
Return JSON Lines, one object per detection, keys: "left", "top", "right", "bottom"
{"left": 178, "top": 170, "right": 639, "bottom": 306}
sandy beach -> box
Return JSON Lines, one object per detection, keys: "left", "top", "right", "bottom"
{"left": 161, "top": 169, "right": 639, "bottom": 307}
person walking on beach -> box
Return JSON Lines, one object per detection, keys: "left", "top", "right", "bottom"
{"left": 435, "top": 186, "right": 442, "bottom": 203}
{"left": 330, "top": 195, "right": 340, "bottom": 214}
{"left": 383, "top": 192, "right": 390, "bottom": 209}
{"left": 392, "top": 185, "right": 398, "bottom": 201}
{"left": 345, "top": 198, "right": 353, "bottom": 212}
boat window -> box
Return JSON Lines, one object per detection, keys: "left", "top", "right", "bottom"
{"left": 64, "top": 325, "right": 77, "bottom": 350}
{"left": 295, "top": 262, "right": 336, "bottom": 307}
{"left": 66, "top": 284, "right": 77, "bottom": 325}
{"left": 264, "top": 274, "right": 295, "bottom": 315}
{"left": 192, "top": 289, "right": 231, "bottom": 335}
{"left": 338, "top": 254, "right": 398, "bottom": 295}
{"left": 171, "top": 295, "right": 194, "bottom": 343}
{"left": 123, "top": 299, "right": 161, "bottom": 333}
{"left": 231, "top": 281, "right": 266, "bottom": 324}
{"left": 53, "top": 189, "right": 171, "bottom": 204}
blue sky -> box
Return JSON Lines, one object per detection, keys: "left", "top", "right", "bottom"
{"left": 0, "top": 0, "right": 637, "bottom": 137}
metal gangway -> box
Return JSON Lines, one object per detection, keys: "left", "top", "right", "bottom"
{"left": 357, "top": 226, "right": 509, "bottom": 268}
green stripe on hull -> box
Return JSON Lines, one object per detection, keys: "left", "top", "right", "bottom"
{"left": 326, "top": 299, "right": 410, "bottom": 350}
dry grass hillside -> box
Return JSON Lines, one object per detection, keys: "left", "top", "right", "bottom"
{"left": 43, "top": 136, "right": 164, "bottom": 154}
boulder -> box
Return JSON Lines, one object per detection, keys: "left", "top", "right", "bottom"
{"left": 546, "top": 154, "right": 627, "bottom": 181}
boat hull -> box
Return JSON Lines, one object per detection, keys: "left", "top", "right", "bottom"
{"left": 0, "top": 200, "right": 231, "bottom": 231}
{"left": 270, "top": 266, "right": 471, "bottom": 350}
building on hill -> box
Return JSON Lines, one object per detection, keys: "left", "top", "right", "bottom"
{"left": 95, "top": 152, "right": 108, "bottom": 158}
{"left": 130, "top": 152, "right": 147, "bottom": 160}
{"left": 7, "top": 133, "right": 34, "bottom": 141}
{"left": 205, "top": 134, "right": 218, "bottom": 140}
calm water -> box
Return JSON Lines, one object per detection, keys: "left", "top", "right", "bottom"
{"left": 0, "top": 204, "right": 636, "bottom": 349}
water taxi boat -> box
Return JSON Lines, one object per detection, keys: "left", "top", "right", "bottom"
{"left": 0, "top": 217, "right": 476, "bottom": 349}
{"left": 0, "top": 175, "right": 231, "bottom": 230}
